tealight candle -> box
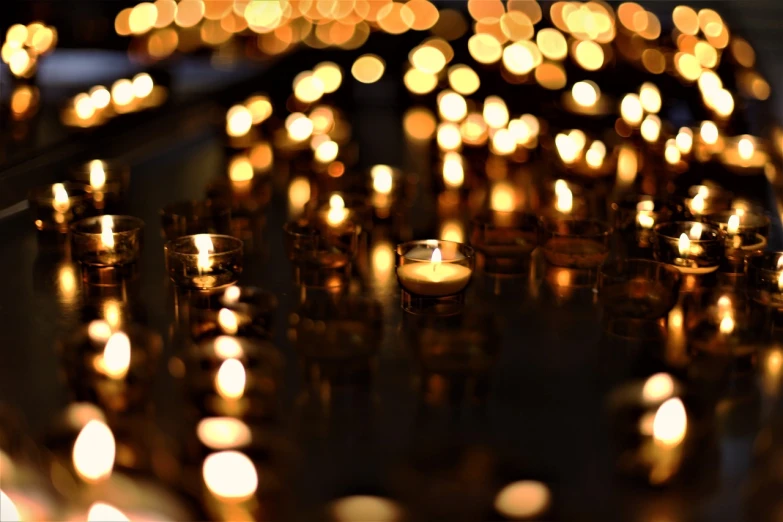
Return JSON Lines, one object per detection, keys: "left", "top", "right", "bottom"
{"left": 71, "top": 215, "right": 144, "bottom": 284}
{"left": 539, "top": 218, "right": 611, "bottom": 269}
{"left": 720, "top": 135, "right": 769, "bottom": 176}
{"left": 369, "top": 164, "right": 404, "bottom": 220}
{"left": 689, "top": 291, "right": 756, "bottom": 363}
{"left": 28, "top": 182, "right": 93, "bottom": 233}
{"left": 165, "top": 234, "right": 243, "bottom": 291}
{"left": 705, "top": 210, "right": 769, "bottom": 272}
{"left": 470, "top": 211, "right": 539, "bottom": 274}
{"left": 653, "top": 222, "right": 724, "bottom": 274}
{"left": 160, "top": 200, "right": 232, "bottom": 241}
{"left": 69, "top": 159, "right": 130, "bottom": 212}
{"left": 748, "top": 253, "right": 783, "bottom": 309}
{"left": 396, "top": 240, "right": 475, "bottom": 314}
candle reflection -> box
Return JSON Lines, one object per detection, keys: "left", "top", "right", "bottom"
{"left": 87, "top": 502, "right": 129, "bottom": 522}
{"left": 202, "top": 451, "right": 258, "bottom": 501}
{"left": 197, "top": 417, "right": 252, "bottom": 450}
{"left": 215, "top": 358, "right": 246, "bottom": 400}
{"left": 72, "top": 420, "right": 115, "bottom": 483}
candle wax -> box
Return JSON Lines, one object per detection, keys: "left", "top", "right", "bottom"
{"left": 397, "top": 263, "right": 472, "bottom": 296}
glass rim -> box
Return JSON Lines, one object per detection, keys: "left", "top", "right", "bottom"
{"left": 70, "top": 215, "right": 145, "bottom": 236}
{"left": 748, "top": 252, "right": 783, "bottom": 274}
{"left": 703, "top": 210, "right": 771, "bottom": 229}
{"left": 28, "top": 181, "right": 93, "bottom": 200}
{"left": 165, "top": 234, "right": 243, "bottom": 256}
{"left": 653, "top": 221, "right": 723, "bottom": 242}
{"left": 159, "top": 199, "right": 231, "bottom": 218}
{"left": 396, "top": 239, "right": 475, "bottom": 259}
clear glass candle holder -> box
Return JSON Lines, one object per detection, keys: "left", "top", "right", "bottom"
{"left": 688, "top": 290, "right": 756, "bottom": 364}
{"left": 165, "top": 234, "right": 243, "bottom": 291}
{"left": 396, "top": 240, "right": 475, "bottom": 315}
{"left": 283, "top": 218, "right": 360, "bottom": 287}
{"left": 470, "top": 211, "right": 539, "bottom": 274}
{"left": 599, "top": 259, "right": 682, "bottom": 320}
{"left": 71, "top": 216, "right": 144, "bottom": 284}
{"left": 653, "top": 222, "right": 724, "bottom": 275}
{"left": 69, "top": 159, "right": 130, "bottom": 212}
{"left": 684, "top": 184, "right": 733, "bottom": 218}
{"left": 28, "top": 182, "right": 93, "bottom": 233}
{"left": 748, "top": 253, "right": 783, "bottom": 309}
{"left": 612, "top": 196, "right": 685, "bottom": 252}
{"left": 704, "top": 210, "right": 769, "bottom": 272}
{"left": 160, "top": 200, "right": 232, "bottom": 241}
{"left": 539, "top": 218, "right": 611, "bottom": 268}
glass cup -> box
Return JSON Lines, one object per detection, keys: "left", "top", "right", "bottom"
{"left": 28, "top": 182, "right": 93, "bottom": 233}
{"left": 71, "top": 216, "right": 144, "bottom": 284}
{"left": 165, "top": 234, "right": 243, "bottom": 291}
{"left": 599, "top": 259, "right": 682, "bottom": 320}
{"left": 653, "top": 222, "right": 724, "bottom": 275}
{"left": 539, "top": 218, "right": 611, "bottom": 268}
{"left": 160, "top": 200, "right": 232, "bottom": 241}
{"left": 470, "top": 211, "right": 539, "bottom": 274}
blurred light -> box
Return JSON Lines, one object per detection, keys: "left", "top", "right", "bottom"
{"left": 216, "top": 358, "right": 246, "bottom": 400}
{"left": 131, "top": 73, "right": 154, "bottom": 98}
{"left": 640, "top": 115, "right": 661, "bottom": 143}
{"left": 351, "top": 54, "right": 385, "bottom": 83}
{"left": 675, "top": 53, "right": 701, "bottom": 82}
{"left": 437, "top": 122, "right": 462, "bottom": 151}
{"left": 535, "top": 62, "right": 566, "bottom": 90}
{"left": 202, "top": 451, "right": 258, "bottom": 501}
{"left": 0, "top": 491, "right": 20, "bottom": 522}
{"left": 500, "top": 11, "right": 534, "bottom": 41}
{"left": 403, "top": 107, "right": 436, "bottom": 141}
{"left": 229, "top": 156, "right": 254, "bottom": 183}
{"left": 537, "top": 28, "right": 567, "bottom": 60}
{"left": 175, "top": 0, "right": 205, "bottom": 28}
{"left": 73, "top": 420, "right": 115, "bottom": 483}
{"left": 468, "top": 33, "right": 502, "bottom": 64}
{"left": 555, "top": 132, "right": 581, "bottom": 164}
{"left": 653, "top": 398, "right": 687, "bottom": 446}
{"left": 665, "top": 139, "right": 682, "bottom": 165}
{"left": 329, "top": 496, "right": 402, "bottom": 522}
{"left": 440, "top": 220, "right": 464, "bottom": 243}
{"left": 245, "top": 95, "right": 272, "bottom": 124}
{"left": 698, "top": 70, "right": 722, "bottom": 96}
{"left": 408, "top": 0, "right": 440, "bottom": 31}
{"left": 293, "top": 71, "right": 325, "bottom": 104}
{"left": 642, "top": 48, "right": 666, "bottom": 74}
{"left": 483, "top": 96, "right": 509, "bottom": 129}
{"left": 226, "top": 105, "right": 253, "bottom": 137}
{"left": 460, "top": 113, "right": 488, "bottom": 145}
{"left": 448, "top": 64, "right": 480, "bottom": 95}
{"left": 111, "top": 79, "right": 134, "bottom": 106}
{"left": 74, "top": 93, "right": 96, "bottom": 120}
{"left": 574, "top": 40, "right": 604, "bottom": 70}
{"left": 197, "top": 417, "right": 252, "bottom": 450}
{"left": 313, "top": 62, "right": 343, "bottom": 93}
{"left": 490, "top": 182, "right": 515, "bottom": 211}
{"left": 244, "top": 0, "right": 282, "bottom": 32}
{"left": 442, "top": 152, "right": 465, "bottom": 189}
{"left": 377, "top": 2, "right": 415, "bottom": 35}
{"left": 585, "top": 140, "right": 606, "bottom": 168}
{"left": 286, "top": 113, "right": 313, "bottom": 141}
{"left": 87, "top": 503, "right": 129, "bottom": 522}
{"left": 129, "top": 2, "right": 158, "bottom": 34}
{"left": 617, "top": 144, "right": 638, "bottom": 182}
{"left": 410, "top": 45, "right": 446, "bottom": 74}
{"left": 572, "top": 81, "right": 599, "bottom": 108}
{"left": 673, "top": 5, "right": 699, "bottom": 36}
{"left": 620, "top": 93, "right": 643, "bottom": 126}
{"left": 694, "top": 41, "right": 718, "bottom": 68}
{"left": 638, "top": 82, "right": 661, "bottom": 114}
{"left": 404, "top": 68, "right": 438, "bottom": 95}
{"left": 100, "top": 332, "right": 131, "bottom": 379}
{"left": 700, "top": 121, "right": 719, "bottom": 145}
{"left": 315, "top": 140, "right": 339, "bottom": 163}
{"left": 154, "top": 0, "right": 177, "bottom": 28}
{"left": 89, "top": 86, "right": 111, "bottom": 110}
{"left": 115, "top": 8, "right": 133, "bottom": 36}
{"left": 731, "top": 37, "right": 756, "bottom": 68}
{"left": 309, "top": 106, "right": 334, "bottom": 134}
{"left": 491, "top": 129, "right": 516, "bottom": 156}
{"left": 502, "top": 41, "right": 541, "bottom": 75}
{"left": 431, "top": 9, "right": 468, "bottom": 41}
{"left": 711, "top": 89, "right": 734, "bottom": 118}
{"left": 494, "top": 481, "right": 550, "bottom": 519}
{"left": 438, "top": 91, "right": 468, "bottom": 122}
{"left": 676, "top": 127, "right": 694, "bottom": 154}
{"left": 371, "top": 165, "right": 394, "bottom": 194}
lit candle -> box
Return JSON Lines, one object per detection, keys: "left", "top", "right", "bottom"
{"left": 396, "top": 247, "right": 472, "bottom": 296}
{"left": 71, "top": 215, "right": 144, "bottom": 277}
{"left": 673, "top": 226, "right": 717, "bottom": 274}
{"left": 165, "top": 234, "right": 243, "bottom": 290}
{"left": 720, "top": 135, "right": 769, "bottom": 175}
{"left": 654, "top": 221, "right": 723, "bottom": 275}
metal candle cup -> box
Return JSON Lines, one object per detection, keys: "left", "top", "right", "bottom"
{"left": 539, "top": 218, "right": 611, "bottom": 269}
{"left": 165, "top": 234, "right": 243, "bottom": 291}
{"left": 28, "top": 182, "right": 93, "bottom": 233}
{"left": 599, "top": 260, "right": 682, "bottom": 320}
{"left": 71, "top": 216, "right": 144, "bottom": 284}
{"left": 470, "top": 211, "right": 539, "bottom": 274}
{"left": 160, "top": 200, "right": 232, "bottom": 241}
{"left": 653, "top": 222, "right": 724, "bottom": 275}
{"left": 396, "top": 240, "right": 475, "bottom": 315}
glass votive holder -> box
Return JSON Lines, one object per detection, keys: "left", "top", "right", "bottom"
{"left": 396, "top": 240, "right": 475, "bottom": 315}
{"left": 28, "top": 182, "right": 93, "bottom": 233}
{"left": 539, "top": 218, "right": 611, "bottom": 269}
{"left": 283, "top": 218, "right": 360, "bottom": 287}
{"left": 599, "top": 260, "right": 682, "bottom": 320}
{"left": 704, "top": 210, "right": 769, "bottom": 272}
{"left": 312, "top": 192, "right": 373, "bottom": 231}
{"left": 165, "top": 234, "right": 243, "bottom": 291}
{"left": 71, "top": 215, "right": 144, "bottom": 284}
{"left": 747, "top": 253, "right": 783, "bottom": 309}
{"left": 470, "top": 211, "right": 539, "bottom": 274}
{"left": 688, "top": 290, "right": 756, "bottom": 366}
{"left": 160, "top": 200, "right": 232, "bottom": 241}
{"left": 612, "top": 196, "right": 685, "bottom": 254}
{"left": 368, "top": 164, "right": 408, "bottom": 220}
{"left": 653, "top": 222, "right": 724, "bottom": 275}
{"left": 719, "top": 135, "right": 769, "bottom": 176}
{"left": 684, "top": 184, "right": 732, "bottom": 218}
{"left": 69, "top": 159, "right": 130, "bottom": 212}
{"left": 216, "top": 285, "right": 278, "bottom": 335}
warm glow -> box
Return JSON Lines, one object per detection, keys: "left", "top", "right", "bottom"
{"left": 698, "top": 70, "right": 722, "bottom": 96}
{"left": 442, "top": 152, "right": 465, "bottom": 189}
{"left": 88, "top": 320, "right": 113, "bottom": 344}
{"left": 676, "top": 127, "right": 694, "bottom": 154}
{"left": 111, "top": 79, "right": 134, "bottom": 106}
{"left": 494, "top": 481, "right": 551, "bottom": 519}
{"left": 440, "top": 220, "right": 464, "bottom": 243}
{"left": 638, "top": 212, "right": 655, "bottom": 229}
{"left": 372, "top": 165, "right": 394, "bottom": 195}
{"left": 438, "top": 91, "right": 467, "bottom": 122}
{"left": 214, "top": 336, "right": 243, "bottom": 359}
{"left": 90, "top": 86, "right": 111, "bottom": 110}
{"left": 665, "top": 139, "right": 681, "bottom": 165}
{"left": 99, "top": 215, "right": 115, "bottom": 250}
{"left": 639, "top": 82, "right": 662, "bottom": 113}
{"left": 491, "top": 129, "right": 516, "bottom": 156}
{"left": 617, "top": 145, "right": 638, "bottom": 182}
{"left": 483, "top": 96, "right": 509, "bottom": 129}
{"left": 314, "top": 140, "right": 339, "bottom": 163}
{"left": 0, "top": 490, "right": 21, "bottom": 522}
{"left": 371, "top": 241, "right": 395, "bottom": 281}
{"left": 642, "top": 373, "right": 675, "bottom": 403}
{"left": 700, "top": 121, "right": 719, "bottom": 145}
{"left": 719, "top": 314, "right": 735, "bottom": 335}
{"left": 74, "top": 93, "right": 96, "bottom": 120}
{"left": 286, "top": 113, "right": 314, "bottom": 142}
{"left": 229, "top": 156, "right": 254, "bottom": 183}
{"left": 226, "top": 105, "right": 253, "bottom": 138}
{"left": 327, "top": 194, "right": 347, "bottom": 226}
{"left": 502, "top": 40, "right": 541, "bottom": 75}
{"left": 53, "top": 183, "right": 70, "bottom": 212}
{"left": 404, "top": 68, "right": 438, "bottom": 95}
{"left": 675, "top": 52, "right": 702, "bottom": 82}
{"left": 218, "top": 308, "right": 239, "bottom": 335}
{"left": 678, "top": 233, "right": 690, "bottom": 257}
{"left": 132, "top": 73, "right": 154, "bottom": 98}
{"left": 620, "top": 94, "right": 643, "bottom": 126}
{"left": 727, "top": 214, "right": 740, "bottom": 235}
{"left": 738, "top": 137, "right": 755, "bottom": 161}
{"left": 573, "top": 40, "right": 604, "bottom": 71}
{"left": 437, "top": 122, "right": 462, "bottom": 151}
{"left": 431, "top": 247, "right": 442, "bottom": 266}
{"left": 288, "top": 177, "right": 310, "bottom": 216}
{"left": 245, "top": 95, "right": 272, "bottom": 124}
{"left": 448, "top": 64, "right": 480, "bottom": 95}
{"left": 202, "top": 451, "right": 258, "bottom": 501}
{"left": 330, "top": 496, "right": 402, "bottom": 522}
{"left": 653, "top": 398, "right": 687, "bottom": 446}
{"left": 89, "top": 160, "right": 107, "bottom": 189}
{"left": 293, "top": 71, "right": 325, "bottom": 103}
{"left": 100, "top": 332, "right": 131, "bottom": 379}
{"left": 555, "top": 133, "right": 581, "bottom": 164}
{"left": 585, "top": 141, "right": 606, "bottom": 168}
{"left": 409, "top": 45, "right": 446, "bottom": 74}
{"left": 403, "top": 107, "right": 437, "bottom": 141}
{"left": 468, "top": 33, "right": 502, "bottom": 64}
{"left": 640, "top": 115, "right": 661, "bottom": 143}
{"left": 490, "top": 183, "right": 515, "bottom": 212}
{"left": 73, "top": 420, "right": 115, "bottom": 483}
{"left": 351, "top": 54, "right": 385, "bottom": 83}
{"left": 195, "top": 234, "right": 215, "bottom": 273}
{"left": 571, "top": 81, "right": 599, "bottom": 108}
{"left": 689, "top": 222, "right": 703, "bottom": 240}
{"left": 87, "top": 503, "right": 129, "bottom": 522}
{"left": 690, "top": 194, "right": 705, "bottom": 215}
{"left": 537, "top": 28, "right": 567, "bottom": 60}
{"left": 197, "top": 417, "right": 252, "bottom": 450}
{"left": 711, "top": 89, "right": 735, "bottom": 118}
{"left": 555, "top": 184, "right": 573, "bottom": 214}
{"left": 216, "top": 358, "right": 246, "bottom": 400}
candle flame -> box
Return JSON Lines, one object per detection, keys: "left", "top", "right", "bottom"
{"left": 194, "top": 234, "right": 214, "bottom": 273}
{"left": 717, "top": 295, "right": 732, "bottom": 316}
{"left": 727, "top": 214, "right": 740, "bottom": 235}
{"left": 223, "top": 285, "right": 241, "bottom": 305}
{"left": 89, "top": 160, "right": 107, "bottom": 189}
{"left": 637, "top": 212, "right": 655, "bottom": 229}
{"left": 689, "top": 223, "right": 703, "bottom": 240}
{"left": 585, "top": 141, "right": 606, "bottom": 168}
{"left": 738, "top": 137, "right": 755, "bottom": 161}
{"left": 218, "top": 308, "right": 239, "bottom": 334}
{"left": 72, "top": 420, "right": 115, "bottom": 483}
{"left": 371, "top": 165, "right": 394, "bottom": 195}
{"left": 642, "top": 373, "right": 675, "bottom": 403}
{"left": 87, "top": 503, "right": 129, "bottom": 522}
{"left": 431, "top": 247, "right": 442, "bottom": 270}
{"left": 719, "top": 314, "right": 735, "bottom": 335}
{"left": 327, "top": 194, "right": 347, "bottom": 226}
{"left": 100, "top": 215, "right": 115, "bottom": 249}
{"left": 88, "top": 319, "right": 113, "bottom": 344}
{"left": 653, "top": 398, "right": 687, "bottom": 446}
{"left": 0, "top": 490, "right": 21, "bottom": 522}
{"left": 202, "top": 451, "right": 258, "bottom": 501}
{"left": 100, "top": 332, "right": 131, "bottom": 379}
{"left": 442, "top": 152, "right": 465, "bottom": 189}
{"left": 690, "top": 194, "right": 705, "bottom": 215}
{"left": 555, "top": 185, "right": 573, "bottom": 214}
{"left": 197, "top": 417, "right": 252, "bottom": 450}
{"left": 216, "top": 358, "right": 246, "bottom": 400}
{"left": 214, "top": 335, "right": 244, "bottom": 359}
{"left": 52, "top": 183, "right": 70, "bottom": 212}
{"left": 678, "top": 233, "right": 690, "bottom": 257}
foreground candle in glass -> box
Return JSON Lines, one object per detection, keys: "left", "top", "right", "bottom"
{"left": 653, "top": 222, "right": 723, "bottom": 274}
{"left": 470, "top": 211, "right": 539, "bottom": 274}
{"left": 396, "top": 240, "right": 474, "bottom": 314}
{"left": 539, "top": 218, "right": 611, "bottom": 269}
{"left": 165, "top": 234, "right": 243, "bottom": 290}
{"left": 71, "top": 215, "right": 144, "bottom": 283}
{"left": 28, "top": 182, "right": 92, "bottom": 233}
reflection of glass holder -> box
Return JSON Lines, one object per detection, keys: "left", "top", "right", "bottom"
{"left": 80, "top": 262, "right": 140, "bottom": 286}
{"left": 400, "top": 289, "right": 465, "bottom": 316}
{"left": 291, "top": 260, "right": 352, "bottom": 289}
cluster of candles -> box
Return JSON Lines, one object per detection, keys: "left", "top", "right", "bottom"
{"left": 2, "top": 22, "right": 57, "bottom": 79}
